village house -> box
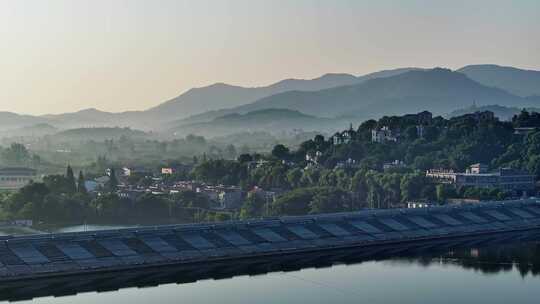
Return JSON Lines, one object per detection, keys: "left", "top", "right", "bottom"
{"left": 0, "top": 167, "right": 36, "bottom": 190}
{"left": 332, "top": 124, "right": 356, "bottom": 145}
{"left": 371, "top": 126, "right": 399, "bottom": 143}
{"left": 383, "top": 160, "right": 406, "bottom": 171}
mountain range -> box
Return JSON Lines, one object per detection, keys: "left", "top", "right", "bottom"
{"left": 2, "top": 64, "right": 540, "bottom": 138}
{"left": 457, "top": 64, "right": 540, "bottom": 97}
{"left": 146, "top": 67, "right": 423, "bottom": 123}
{"left": 170, "top": 109, "right": 344, "bottom": 138}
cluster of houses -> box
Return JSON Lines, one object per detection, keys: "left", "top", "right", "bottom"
{"left": 371, "top": 111, "right": 433, "bottom": 143}
{"left": 370, "top": 110, "right": 502, "bottom": 144}
{"left": 84, "top": 166, "right": 281, "bottom": 211}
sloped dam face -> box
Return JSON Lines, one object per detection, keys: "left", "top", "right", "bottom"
{"left": 1, "top": 199, "right": 540, "bottom": 296}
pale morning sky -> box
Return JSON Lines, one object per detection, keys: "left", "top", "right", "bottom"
{"left": 1, "top": 0, "right": 539, "bottom": 115}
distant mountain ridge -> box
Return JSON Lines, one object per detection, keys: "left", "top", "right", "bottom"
{"left": 458, "top": 64, "right": 540, "bottom": 97}
{"left": 146, "top": 68, "right": 421, "bottom": 121}
{"left": 0, "top": 67, "right": 420, "bottom": 130}
{"left": 2, "top": 65, "right": 540, "bottom": 135}
{"left": 212, "top": 68, "right": 532, "bottom": 121}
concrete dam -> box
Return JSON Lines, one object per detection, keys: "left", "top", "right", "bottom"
{"left": 1, "top": 199, "right": 540, "bottom": 285}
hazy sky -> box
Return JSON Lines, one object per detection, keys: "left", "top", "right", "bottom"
{"left": 1, "top": 0, "right": 539, "bottom": 115}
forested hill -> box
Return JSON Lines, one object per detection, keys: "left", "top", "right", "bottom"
{"left": 458, "top": 64, "right": 540, "bottom": 97}
{"left": 286, "top": 110, "right": 540, "bottom": 174}
{"left": 181, "top": 109, "right": 540, "bottom": 216}
{"left": 227, "top": 68, "right": 529, "bottom": 120}
{"left": 447, "top": 105, "right": 540, "bottom": 121}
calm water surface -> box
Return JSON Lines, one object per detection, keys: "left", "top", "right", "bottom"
{"left": 12, "top": 243, "right": 540, "bottom": 304}
{"left": 2, "top": 224, "right": 539, "bottom": 304}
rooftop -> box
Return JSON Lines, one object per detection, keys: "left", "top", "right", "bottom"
{"left": 0, "top": 167, "right": 37, "bottom": 176}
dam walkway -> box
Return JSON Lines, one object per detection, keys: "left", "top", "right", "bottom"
{"left": 1, "top": 199, "right": 540, "bottom": 282}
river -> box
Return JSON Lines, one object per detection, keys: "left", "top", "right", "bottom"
{"left": 5, "top": 239, "right": 540, "bottom": 304}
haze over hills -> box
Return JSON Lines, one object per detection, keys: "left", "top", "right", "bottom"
{"left": 2, "top": 65, "right": 540, "bottom": 138}
{"left": 204, "top": 68, "right": 532, "bottom": 121}
{"left": 170, "top": 109, "right": 344, "bottom": 138}
{"left": 458, "top": 64, "right": 540, "bottom": 97}
{"left": 169, "top": 67, "right": 424, "bottom": 126}
{"left": 146, "top": 68, "right": 421, "bottom": 122}
{"left": 145, "top": 73, "right": 359, "bottom": 122}
{"left": 41, "top": 108, "right": 131, "bottom": 128}
{"left": 0, "top": 112, "right": 48, "bottom": 129}
{"left": 51, "top": 127, "right": 149, "bottom": 142}
{"left": 0, "top": 67, "right": 420, "bottom": 131}
{"left": 0, "top": 123, "right": 58, "bottom": 139}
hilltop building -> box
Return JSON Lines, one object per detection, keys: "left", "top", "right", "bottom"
{"left": 451, "top": 111, "right": 496, "bottom": 123}
{"left": 403, "top": 111, "right": 433, "bottom": 125}
{"left": 332, "top": 124, "right": 356, "bottom": 145}
{"left": 371, "top": 126, "right": 399, "bottom": 143}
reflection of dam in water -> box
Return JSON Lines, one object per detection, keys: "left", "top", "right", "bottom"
{"left": 1, "top": 200, "right": 540, "bottom": 301}
{"left": 1, "top": 230, "right": 540, "bottom": 302}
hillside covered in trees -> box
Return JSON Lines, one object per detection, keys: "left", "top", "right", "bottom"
{"left": 3, "top": 110, "right": 540, "bottom": 225}
{"left": 192, "top": 109, "right": 540, "bottom": 217}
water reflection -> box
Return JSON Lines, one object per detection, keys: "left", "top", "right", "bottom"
{"left": 2, "top": 231, "right": 540, "bottom": 302}
{"left": 391, "top": 241, "right": 540, "bottom": 277}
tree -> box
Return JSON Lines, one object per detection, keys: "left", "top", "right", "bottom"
{"left": 77, "top": 171, "right": 87, "bottom": 194}
{"left": 238, "top": 154, "right": 253, "bottom": 163}
{"left": 404, "top": 125, "right": 418, "bottom": 141}
{"left": 300, "top": 168, "right": 320, "bottom": 187}
{"left": 43, "top": 175, "right": 72, "bottom": 194}
{"left": 286, "top": 168, "right": 303, "bottom": 189}
{"left": 527, "top": 155, "right": 540, "bottom": 179}
{"left": 239, "top": 193, "right": 266, "bottom": 219}
{"left": 225, "top": 144, "right": 237, "bottom": 159}
{"left": 271, "top": 188, "right": 313, "bottom": 216}
{"left": 2, "top": 143, "right": 30, "bottom": 166}
{"left": 318, "top": 170, "right": 338, "bottom": 187}
{"left": 66, "top": 165, "right": 77, "bottom": 194}
{"left": 107, "top": 168, "right": 119, "bottom": 192}
{"left": 309, "top": 188, "right": 351, "bottom": 214}
{"left": 314, "top": 135, "right": 325, "bottom": 147}
{"left": 351, "top": 170, "right": 368, "bottom": 206}
{"left": 436, "top": 184, "right": 456, "bottom": 202}
{"left": 271, "top": 144, "right": 290, "bottom": 160}
{"left": 400, "top": 173, "right": 425, "bottom": 203}
{"left": 134, "top": 193, "right": 170, "bottom": 218}
{"left": 172, "top": 190, "right": 210, "bottom": 209}
{"left": 413, "top": 155, "right": 434, "bottom": 171}
{"left": 365, "top": 173, "right": 384, "bottom": 209}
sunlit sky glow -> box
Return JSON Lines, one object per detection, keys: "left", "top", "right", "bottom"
{"left": 1, "top": 0, "right": 539, "bottom": 115}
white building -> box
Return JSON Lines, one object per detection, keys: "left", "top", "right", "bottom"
{"left": 0, "top": 167, "right": 36, "bottom": 190}
{"left": 371, "top": 126, "right": 398, "bottom": 143}
{"left": 426, "top": 164, "right": 535, "bottom": 194}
